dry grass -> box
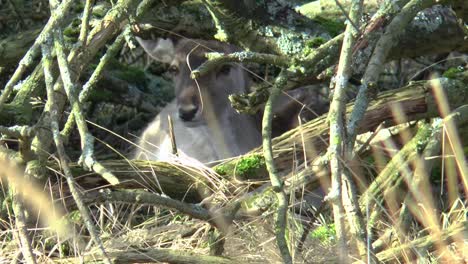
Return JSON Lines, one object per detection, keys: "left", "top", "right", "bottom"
{"left": 0, "top": 91, "right": 467, "bottom": 263}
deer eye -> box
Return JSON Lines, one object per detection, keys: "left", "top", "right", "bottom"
{"left": 168, "top": 65, "right": 179, "bottom": 75}
{"left": 217, "top": 65, "right": 231, "bottom": 76}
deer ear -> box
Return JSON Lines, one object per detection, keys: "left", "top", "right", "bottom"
{"left": 136, "top": 37, "right": 175, "bottom": 64}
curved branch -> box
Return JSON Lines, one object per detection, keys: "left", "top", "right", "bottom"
{"left": 261, "top": 70, "right": 292, "bottom": 264}
{"left": 43, "top": 36, "right": 111, "bottom": 264}
{"left": 191, "top": 51, "right": 291, "bottom": 79}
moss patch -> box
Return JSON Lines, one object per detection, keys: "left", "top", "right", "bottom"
{"left": 214, "top": 164, "right": 228, "bottom": 176}
{"left": 306, "top": 37, "right": 326, "bottom": 48}
{"left": 91, "top": 3, "right": 110, "bottom": 18}
{"left": 114, "top": 65, "right": 148, "bottom": 87}
{"left": 443, "top": 67, "right": 464, "bottom": 79}
{"left": 88, "top": 88, "right": 114, "bottom": 103}
{"left": 311, "top": 223, "right": 336, "bottom": 245}
{"left": 215, "top": 154, "right": 267, "bottom": 181}
{"left": 236, "top": 154, "right": 265, "bottom": 176}
{"left": 68, "top": 210, "right": 82, "bottom": 223}
{"left": 314, "top": 16, "right": 345, "bottom": 36}
{"left": 303, "top": 37, "right": 326, "bottom": 57}
{"left": 63, "top": 26, "right": 80, "bottom": 38}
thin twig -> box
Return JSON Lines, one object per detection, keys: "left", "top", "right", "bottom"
{"left": 356, "top": 121, "right": 386, "bottom": 155}
{"left": 334, "top": 0, "right": 360, "bottom": 33}
{"left": 78, "top": 0, "right": 93, "bottom": 47}
{"left": 168, "top": 115, "right": 178, "bottom": 156}
{"left": 42, "top": 37, "right": 112, "bottom": 264}
{"left": 10, "top": 185, "right": 37, "bottom": 264}
{"left": 191, "top": 51, "right": 291, "bottom": 79}
{"left": 0, "top": 0, "right": 74, "bottom": 110}
{"left": 86, "top": 189, "right": 234, "bottom": 226}
{"left": 326, "top": 0, "right": 368, "bottom": 261}
{"left": 61, "top": 28, "right": 128, "bottom": 139}
{"left": 54, "top": 29, "right": 119, "bottom": 185}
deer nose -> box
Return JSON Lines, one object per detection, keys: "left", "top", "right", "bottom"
{"left": 178, "top": 106, "right": 198, "bottom": 121}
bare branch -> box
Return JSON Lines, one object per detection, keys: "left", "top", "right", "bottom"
{"left": 42, "top": 35, "right": 112, "bottom": 264}
{"left": 261, "top": 70, "right": 292, "bottom": 263}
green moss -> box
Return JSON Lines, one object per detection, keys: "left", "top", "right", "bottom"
{"left": 63, "top": 27, "right": 80, "bottom": 38}
{"left": 331, "top": 134, "right": 341, "bottom": 145}
{"left": 443, "top": 67, "right": 464, "bottom": 79}
{"left": 115, "top": 66, "right": 147, "bottom": 86}
{"left": 68, "top": 210, "right": 82, "bottom": 223}
{"left": 88, "top": 88, "right": 114, "bottom": 102}
{"left": 44, "top": 237, "right": 57, "bottom": 252}
{"left": 415, "top": 123, "right": 432, "bottom": 153}
{"left": 236, "top": 154, "right": 265, "bottom": 175}
{"left": 92, "top": 4, "right": 109, "bottom": 18}
{"left": 214, "top": 154, "right": 267, "bottom": 180}
{"left": 314, "top": 16, "right": 345, "bottom": 36}
{"left": 73, "top": 2, "right": 84, "bottom": 12}
{"left": 71, "top": 18, "right": 81, "bottom": 27}
{"left": 214, "top": 164, "right": 227, "bottom": 176}
{"left": 303, "top": 37, "right": 327, "bottom": 57}
{"left": 214, "top": 30, "right": 229, "bottom": 42}
{"left": 306, "top": 37, "right": 326, "bottom": 48}
{"left": 311, "top": 223, "right": 336, "bottom": 245}
{"left": 44, "top": 237, "right": 71, "bottom": 255}
{"left": 60, "top": 242, "right": 71, "bottom": 256}
{"left": 303, "top": 37, "right": 326, "bottom": 57}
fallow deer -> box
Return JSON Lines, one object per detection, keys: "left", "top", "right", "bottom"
{"left": 134, "top": 38, "right": 261, "bottom": 163}
{"left": 134, "top": 36, "right": 327, "bottom": 165}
